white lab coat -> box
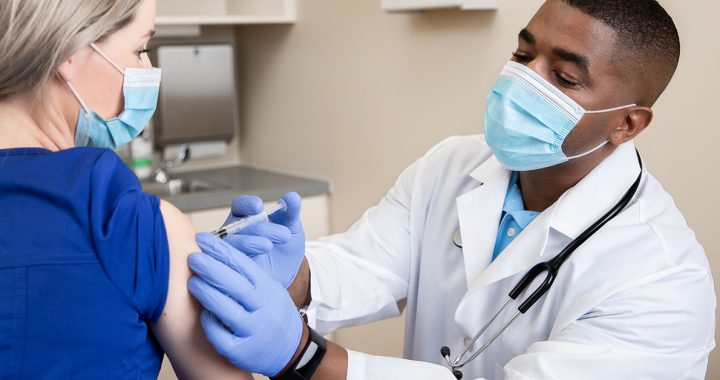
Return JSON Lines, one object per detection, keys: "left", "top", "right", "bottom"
{"left": 305, "top": 136, "right": 716, "bottom": 380}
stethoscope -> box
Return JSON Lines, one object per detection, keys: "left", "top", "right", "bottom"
{"left": 441, "top": 151, "right": 644, "bottom": 380}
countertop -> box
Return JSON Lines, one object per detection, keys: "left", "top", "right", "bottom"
{"left": 144, "top": 165, "right": 331, "bottom": 213}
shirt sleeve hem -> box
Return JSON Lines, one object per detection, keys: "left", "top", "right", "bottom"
{"left": 147, "top": 195, "right": 170, "bottom": 322}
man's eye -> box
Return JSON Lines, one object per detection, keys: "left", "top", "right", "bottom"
{"left": 553, "top": 70, "right": 580, "bottom": 89}
{"left": 511, "top": 51, "right": 532, "bottom": 62}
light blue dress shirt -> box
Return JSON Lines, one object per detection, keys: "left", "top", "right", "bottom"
{"left": 492, "top": 172, "right": 540, "bottom": 261}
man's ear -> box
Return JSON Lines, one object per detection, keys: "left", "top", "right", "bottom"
{"left": 610, "top": 106, "right": 653, "bottom": 145}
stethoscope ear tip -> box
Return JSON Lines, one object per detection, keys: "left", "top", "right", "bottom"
{"left": 441, "top": 346, "right": 451, "bottom": 357}
{"left": 441, "top": 346, "right": 464, "bottom": 379}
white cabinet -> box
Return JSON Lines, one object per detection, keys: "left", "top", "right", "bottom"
{"left": 157, "top": 194, "right": 330, "bottom": 380}
{"left": 381, "top": 0, "right": 497, "bottom": 12}
{"left": 156, "top": 0, "right": 297, "bottom": 25}
{"left": 187, "top": 194, "right": 329, "bottom": 239}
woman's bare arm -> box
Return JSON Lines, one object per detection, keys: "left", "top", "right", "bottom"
{"left": 151, "top": 200, "right": 253, "bottom": 380}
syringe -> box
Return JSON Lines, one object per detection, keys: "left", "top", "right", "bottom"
{"left": 210, "top": 199, "right": 288, "bottom": 239}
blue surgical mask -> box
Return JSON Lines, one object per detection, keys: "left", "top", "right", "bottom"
{"left": 484, "top": 61, "right": 635, "bottom": 171}
{"left": 66, "top": 43, "right": 161, "bottom": 149}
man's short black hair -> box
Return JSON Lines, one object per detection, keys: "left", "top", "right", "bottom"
{"left": 561, "top": 0, "right": 680, "bottom": 106}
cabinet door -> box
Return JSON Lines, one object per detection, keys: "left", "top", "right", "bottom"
{"left": 156, "top": 0, "right": 297, "bottom": 25}
{"left": 188, "top": 207, "right": 231, "bottom": 233}
{"left": 188, "top": 195, "right": 329, "bottom": 239}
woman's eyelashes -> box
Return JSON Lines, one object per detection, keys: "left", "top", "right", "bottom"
{"left": 136, "top": 48, "right": 152, "bottom": 59}
{"left": 511, "top": 51, "right": 531, "bottom": 62}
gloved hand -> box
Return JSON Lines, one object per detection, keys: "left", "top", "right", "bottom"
{"left": 188, "top": 233, "right": 304, "bottom": 377}
{"left": 223, "top": 192, "right": 306, "bottom": 288}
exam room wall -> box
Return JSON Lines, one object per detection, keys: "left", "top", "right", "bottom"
{"left": 234, "top": 0, "right": 720, "bottom": 377}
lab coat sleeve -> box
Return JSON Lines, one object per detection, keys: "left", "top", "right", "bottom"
{"left": 305, "top": 138, "right": 453, "bottom": 334}
{"left": 346, "top": 351, "right": 485, "bottom": 380}
{"left": 502, "top": 265, "right": 716, "bottom": 380}
{"left": 304, "top": 161, "right": 416, "bottom": 334}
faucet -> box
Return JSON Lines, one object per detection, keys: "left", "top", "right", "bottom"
{"left": 155, "top": 144, "right": 190, "bottom": 184}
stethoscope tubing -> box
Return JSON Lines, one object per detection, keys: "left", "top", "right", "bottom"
{"left": 443, "top": 151, "right": 644, "bottom": 379}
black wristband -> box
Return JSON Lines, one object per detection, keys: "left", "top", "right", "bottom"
{"left": 272, "top": 327, "right": 327, "bottom": 380}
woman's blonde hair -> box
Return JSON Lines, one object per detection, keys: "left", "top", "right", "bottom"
{"left": 0, "top": 0, "right": 144, "bottom": 101}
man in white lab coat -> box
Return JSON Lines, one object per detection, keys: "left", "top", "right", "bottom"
{"left": 186, "top": 0, "right": 716, "bottom": 379}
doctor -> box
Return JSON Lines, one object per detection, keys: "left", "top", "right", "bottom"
{"left": 187, "top": 0, "right": 716, "bottom": 379}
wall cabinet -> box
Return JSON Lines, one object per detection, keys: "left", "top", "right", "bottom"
{"left": 382, "top": 0, "right": 497, "bottom": 12}
{"left": 156, "top": 0, "right": 297, "bottom": 25}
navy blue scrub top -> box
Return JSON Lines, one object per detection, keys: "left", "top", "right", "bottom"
{"left": 0, "top": 147, "right": 170, "bottom": 379}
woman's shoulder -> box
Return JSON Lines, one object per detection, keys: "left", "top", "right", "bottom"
{"left": 39, "top": 147, "right": 144, "bottom": 196}
{"left": 66, "top": 147, "right": 139, "bottom": 183}
{"left": 1, "top": 147, "right": 138, "bottom": 187}
{"left": 0, "top": 147, "right": 143, "bottom": 208}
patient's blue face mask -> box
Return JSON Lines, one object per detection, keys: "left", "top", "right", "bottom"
{"left": 66, "top": 43, "right": 162, "bottom": 149}
{"left": 484, "top": 61, "right": 635, "bottom": 171}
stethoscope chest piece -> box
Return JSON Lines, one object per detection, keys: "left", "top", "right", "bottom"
{"left": 453, "top": 228, "right": 463, "bottom": 248}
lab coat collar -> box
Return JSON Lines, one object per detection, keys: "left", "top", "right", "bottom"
{"left": 455, "top": 141, "right": 642, "bottom": 326}
{"left": 468, "top": 154, "right": 505, "bottom": 184}
{"left": 456, "top": 155, "right": 509, "bottom": 289}
{"left": 550, "top": 141, "right": 641, "bottom": 240}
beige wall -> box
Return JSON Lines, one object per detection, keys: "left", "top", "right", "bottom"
{"left": 234, "top": 0, "right": 720, "bottom": 377}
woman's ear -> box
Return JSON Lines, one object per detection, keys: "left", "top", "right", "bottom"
{"left": 56, "top": 46, "right": 91, "bottom": 82}
{"left": 610, "top": 106, "right": 653, "bottom": 145}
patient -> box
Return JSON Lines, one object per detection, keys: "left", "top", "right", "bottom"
{"left": 0, "top": 0, "right": 254, "bottom": 378}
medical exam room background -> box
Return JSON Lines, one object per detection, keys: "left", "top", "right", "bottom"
{"left": 162, "top": 0, "right": 720, "bottom": 378}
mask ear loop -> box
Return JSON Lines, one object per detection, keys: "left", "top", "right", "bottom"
{"left": 566, "top": 103, "right": 637, "bottom": 159}
{"left": 584, "top": 104, "right": 637, "bottom": 114}
{"left": 65, "top": 81, "right": 91, "bottom": 112}
{"left": 65, "top": 43, "right": 127, "bottom": 111}
{"left": 89, "top": 43, "right": 126, "bottom": 75}
{"left": 566, "top": 140, "right": 609, "bottom": 160}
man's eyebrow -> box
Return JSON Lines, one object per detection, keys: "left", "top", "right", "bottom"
{"left": 553, "top": 48, "right": 590, "bottom": 75}
{"left": 519, "top": 28, "right": 535, "bottom": 44}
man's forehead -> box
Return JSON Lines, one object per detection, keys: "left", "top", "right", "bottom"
{"left": 525, "top": 0, "right": 619, "bottom": 72}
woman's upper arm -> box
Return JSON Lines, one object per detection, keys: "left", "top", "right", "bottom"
{"left": 152, "top": 200, "right": 253, "bottom": 380}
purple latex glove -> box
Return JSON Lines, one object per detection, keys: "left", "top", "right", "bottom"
{"left": 188, "top": 233, "right": 303, "bottom": 377}
{"left": 222, "top": 192, "right": 305, "bottom": 288}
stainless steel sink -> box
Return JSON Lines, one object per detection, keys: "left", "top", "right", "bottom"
{"left": 142, "top": 178, "right": 225, "bottom": 197}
